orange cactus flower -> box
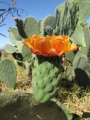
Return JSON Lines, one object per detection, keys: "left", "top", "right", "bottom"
{"left": 22, "top": 35, "right": 77, "bottom": 57}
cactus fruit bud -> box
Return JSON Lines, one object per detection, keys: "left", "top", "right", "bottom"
{"left": 13, "top": 17, "right": 18, "bottom": 21}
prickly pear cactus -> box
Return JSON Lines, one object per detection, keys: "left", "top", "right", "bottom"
{"left": 39, "top": 15, "right": 56, "bottom": 36}
{"left": 24, "top": 16, "right": 39, "bottom": 36}
{"left": 54, "top": 0, "right": 79, "bottom": 36}
{"left": 0, "top": 59, "right": 17, "bottom": 88}
{"left": 3, "top": 0, "right": 90, "bottom": 108}
{"left": 10, "top": 0, "right": 90, "bottom": 101}
{"left": 15, "top": 19, "right": 27, "bottom": 38}
{"left": 14, "top": 16, "right": 39, "bottom": 38}
{"left": 65, "top": 22, "right": 90, "bottom": 86}
{"left": 4, "top": 27, "right": 34, "bottom": 64}
{"left": 79, "top": 0, "right": 90, "bottom": 23}
{"left": 32, "top": 58, "right": 61, "bottom": 103}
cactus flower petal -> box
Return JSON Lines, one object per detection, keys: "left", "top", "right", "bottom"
{"left": 34, "top": 37, "right": 51, "bottom": 54}
{"left": 22, "top": 35, "right": 77, "bottom": 57}
{"left": 70, "top": 42, "right": 77, "bottom": 51}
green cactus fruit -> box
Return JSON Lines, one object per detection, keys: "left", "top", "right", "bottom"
{"left": 24, "top": 16, "right": 39, "bottom": 36}
{"left": 32, "top": 57, "right": 61, "bottom": 103}
{"left": 0, "top": 59, "right": 17, "bottom": 88}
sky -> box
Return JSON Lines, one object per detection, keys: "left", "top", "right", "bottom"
{"left": 0, "top": 0, "right": 90, "bottom": 49}
{"left": 0, "top": 0, "right": 66, "bottom": 49}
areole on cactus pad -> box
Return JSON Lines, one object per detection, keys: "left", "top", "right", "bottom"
{"left": 22, "top": 34, "right": 77, "bottom": 56}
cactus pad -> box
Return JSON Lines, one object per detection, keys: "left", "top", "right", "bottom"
{"left": 0, "top": 59, "right": 17, "bottom": 88}
{"left": 4, "top": 44, "right": 17, "bottom": 53}
{"left": 24, "top": 16, "right": 39, "bottom": 36}
{"left": 79, "top": 1, "right": 90, "bottom": 23}
{"left": 22, "top": 45, "right": 35, "bottom": 62}
{"left": 9, "top": 28, "right": 22, "bottom": 41}
{"left": 44, "top": 15, "right": 56, "bottom": 35}
{"left": 9, "top": 31, "right": 17, "bottom": 45}
{"left": 70, "top": 24, "right": 86, "bottom": 47}
{"left": 32, "top": 61, "right": 61, "bottom": 103}
{"left": 55, "top": 0, "right": 79, "bottom": 35}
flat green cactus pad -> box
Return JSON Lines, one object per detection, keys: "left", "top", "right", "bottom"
{"left": 0, "top": 59, "right": 17, "bottom": 88}
{"left": 32, "top": 61, "right": 61, "bottom": 103}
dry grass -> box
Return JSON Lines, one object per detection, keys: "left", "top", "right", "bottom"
{"left": 58, "top": 86, "right": 90, "bottom": 117}
{"left": 56, "top": 79, "right": 90, "bottom": 118}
